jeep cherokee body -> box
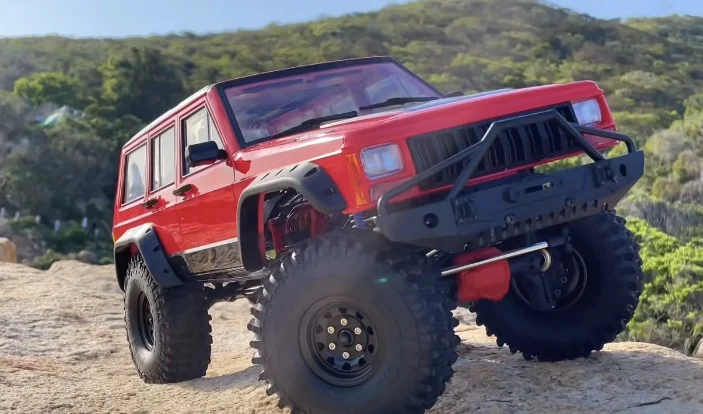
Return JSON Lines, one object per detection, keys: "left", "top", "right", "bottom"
{"left": 113, "top": 56, "right": 644, "bottom": 414}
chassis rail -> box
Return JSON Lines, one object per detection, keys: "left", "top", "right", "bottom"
{"left": 374, "top": 109, "right": 644, "bottom": 253}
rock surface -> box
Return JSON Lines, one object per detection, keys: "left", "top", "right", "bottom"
{"left": 1, "top": 260, "right": 702, "bottom": 413}
{"left": 0, "top": 237, "right": 17, "bottom": 263}
{"left": 0, "top": 220, "right": 45, "bottom": 262}
{"left": 77, "top": 249, "right": 98, "bottom": 264}
{"left": 694, "top": 339, "right": 703, "bottom": 359}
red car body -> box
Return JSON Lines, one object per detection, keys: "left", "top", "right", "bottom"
{"left": 112, "top": 56, "right": 627, "bottom": 288}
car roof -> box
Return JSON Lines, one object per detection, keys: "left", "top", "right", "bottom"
{"left": 213, "top": 55, "right": 395, "bottom": 89}
{"left": 121, "top": 56, "right": 395, "bottom": 149}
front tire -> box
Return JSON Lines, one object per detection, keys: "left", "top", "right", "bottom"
{"left": 471, "top": 210, "right": 643, "bottom": 362}
{"left": 124, "top": 255, "right": 212, "bottom": 383}
{"left": 248, "top": 233, "right": 460, "bottom": 414}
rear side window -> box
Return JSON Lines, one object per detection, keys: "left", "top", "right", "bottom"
{"left": 182, "top": 107, "right": 223, "bottom": 175}
{"left": 123, "top": 144, "right": 147, "bottom": 204}
{"left": 151, "top": 127, "right": 175, "bottom": 190}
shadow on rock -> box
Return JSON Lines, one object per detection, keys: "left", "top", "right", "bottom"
{"left": 179, "top": 365, "right": 261, "bottom": 392}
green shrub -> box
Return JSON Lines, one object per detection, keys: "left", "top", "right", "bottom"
{"left": 32, "top": 249, "right": 66, "bottom": 270}
{"left": 620, "top": 218, "right": 703, "bottom": 355}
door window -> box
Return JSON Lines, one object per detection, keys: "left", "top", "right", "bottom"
{"left": 151, "top": 127, "right": 176, "bottom": 190}
{"left": 182, "top": 107, "right": 223, "bottom": 175}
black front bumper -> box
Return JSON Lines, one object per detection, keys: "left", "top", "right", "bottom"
{"left": 374, "top": 109, "right": 645, "bottom": 253}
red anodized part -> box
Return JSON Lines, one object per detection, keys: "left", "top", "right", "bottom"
{"left": 267, "top": 203, "right": 328, "bottom": 255}
{"left": 453, "top": 246, "right": 511, "bottom": 302}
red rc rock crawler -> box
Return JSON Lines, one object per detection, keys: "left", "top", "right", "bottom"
{"left": 112, "top": 57, "right": 644, "bottom": 414}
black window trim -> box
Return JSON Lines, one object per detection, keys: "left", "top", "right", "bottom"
{"left": 121, "top": 142, "right": 148, "bottom": 207}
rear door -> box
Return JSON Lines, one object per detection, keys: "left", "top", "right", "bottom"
{"left": 173, "top": 101, "right": 240, "bottom": 275}
{"left": 143, "top": 122, "right": 183, "bottom": 251}
{"left": 113, "top": 140, "right": 149, "bottom": 242}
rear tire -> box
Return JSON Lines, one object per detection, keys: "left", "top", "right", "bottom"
{"left": 471, "top": 210, "right": 643, "bottom": 362}
{"left": 123, "top": 255, "right": 212, "bottom": 383}
{"left": 248, "top": 232, "right": 460, "bottom": 414}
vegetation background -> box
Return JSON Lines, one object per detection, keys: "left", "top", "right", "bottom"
{"left": 0, "top": 0, "right": 701, "bottom": 355}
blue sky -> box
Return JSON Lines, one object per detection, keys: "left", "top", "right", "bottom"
{"left": 0, "top": 0, "right": 700, "bottom": 38}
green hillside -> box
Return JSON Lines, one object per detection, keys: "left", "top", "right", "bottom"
{"left": 0, "top": 0, "right": 701, "bottom": 355}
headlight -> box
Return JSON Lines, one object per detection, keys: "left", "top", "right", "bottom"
{"left": 360, "top": 144, "right": 403, "bottom": 179}
{"left": 572, "top": 99, "right": 602, "bottom": 125}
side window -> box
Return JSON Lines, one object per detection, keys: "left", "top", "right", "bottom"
{"left": 183, "top": 107, "right": 223, "bottom": 175}
{"left": 123, "top": 144, "right": 147, "bottom": 204}
{"left": 151, "top": 127, "right": 175, "bottom": 190}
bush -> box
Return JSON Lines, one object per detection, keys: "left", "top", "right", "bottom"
{"left": 651, "top": 177, "right": 682, "bottom": 202}
{"left": 620, "top": 218, "right": 703, "bottom": 355}
{"left": 32, "top": 249, "right": 67, "bottom": 270}
{"left": 619, "top": 198, "right": 703, "bottom": 240}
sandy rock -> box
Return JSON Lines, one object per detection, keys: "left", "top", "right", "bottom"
{"left": 77, "top": 250, "right": 98, "bottom": 264}
{"left": 0, "top": 221, "right": 46, "bottom": 262}
{"left": 694, "top": 339, "right": 703, "bottom": 359}
{"left": 0, "top": 237, "right": 17, "bottom": 263}
{"left": 1, "top": 260, "right": 703, "bottom": 414}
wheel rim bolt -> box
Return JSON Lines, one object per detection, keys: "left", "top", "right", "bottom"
{"left": 355, "top": 344, "right": 363, "bottom": 352}
{"left": 560, "top": 277, "right": 568, "bottom": 283}
{"left": 342, "top": 352, "right": 350, "bottom": 359}
{"left": 354, "top": 327, "right": 362, "bottom": 335}
{"left": 327, "top": 326, "right": 335, "bottom": 334}
{"left": 329, "top": 343, "right": 336, "bottom": 350}
{"left": 340, "top": 318, "right": 348, "bottom": 326}
{"left": 555, "top": 289, "right": 562, "bottom": 296}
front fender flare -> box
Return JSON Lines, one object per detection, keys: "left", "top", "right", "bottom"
{"left": 237, "top": 162, "right": 347, "bottom": 271}
{"left": 114, "top": 223, "right": 183, "bottom": 290}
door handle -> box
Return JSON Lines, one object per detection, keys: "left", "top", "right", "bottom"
{"left": 142, "top": 198, "right": 158, "bottom": 209}
{"left": 172, "top": 183, "right": 193, "bottom": 196}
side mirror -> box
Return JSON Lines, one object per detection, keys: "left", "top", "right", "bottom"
{"left": 185, "top": 141, "right": 227, "bottom": 169}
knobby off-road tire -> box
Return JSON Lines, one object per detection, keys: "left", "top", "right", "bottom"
{"left": 248, "top": 232, "right": 460, "bottom": 414}
{"left": 123, "top": 255, "right": 212, "bottom": 383}
{"left": 471, "top": 210, "right": 643, "bottom": 362}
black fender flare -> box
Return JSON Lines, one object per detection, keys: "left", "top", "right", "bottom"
{"left": 114, "top": 223, "right": 183, "bottom": 290}
{"left": 237, "top": 162, "right": 347, "bottom": 271}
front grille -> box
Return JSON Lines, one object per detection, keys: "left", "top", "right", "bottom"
{"left": 407, "top": 104, "right": 579, "bottom": 190}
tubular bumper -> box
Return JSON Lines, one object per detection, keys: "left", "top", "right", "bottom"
{"left": 374, "top": 109, "right": 645, "bottom": 253}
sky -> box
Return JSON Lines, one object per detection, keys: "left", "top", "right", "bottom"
{"left": 0, "top": 0, "right": 701, "bottom": 38}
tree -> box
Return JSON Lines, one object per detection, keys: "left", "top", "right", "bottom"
{"left": 0, "top": 119, "right": 115, "bottom": 220}
{"left": 99, "top": 47, "right": 186, "bottom": 122}
{"left": 13, "top": 71, "right": 86, "bottom": 108}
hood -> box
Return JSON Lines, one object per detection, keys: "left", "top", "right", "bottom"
{"left": 239, "top": 81, "right": 602, "bottom": 173}
{"left": 340, "top": 80, "right": 603, "bottom": 148}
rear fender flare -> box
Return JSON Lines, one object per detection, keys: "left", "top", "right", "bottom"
{"left": 237, "top": 162, "right": 347, "bottom": 271}
{"left": 114, "top": 223, "right": 183, "bottom": 290}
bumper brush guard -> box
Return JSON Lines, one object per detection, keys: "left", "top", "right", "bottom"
{"left": 374, "top": 109, "right": 644, "bottom": 254}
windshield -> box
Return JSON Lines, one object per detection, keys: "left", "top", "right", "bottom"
{"left": 220, "top": 60, "right": 441, "bottom": 144}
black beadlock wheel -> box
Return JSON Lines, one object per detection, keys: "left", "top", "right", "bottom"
{"left": 136, "top": 292, "right": 156, "bottom": 350}
{"left": 471, "top": 210, "right": 643, "bottom": 362}
{"left": 300, "top": 300, "right": 380, "bottom": 387}
{"left": 248, "top": 232, "right": 460, "bottom": 414}
{"left": 124, "top": 255, "right": 213, "bottom": 383}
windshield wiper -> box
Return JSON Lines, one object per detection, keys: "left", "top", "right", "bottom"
{"left": 268, "top": 111, "right": 358, "bottom": 139}
{"left": 358, "top": 96, "right": 439, "bottom": 110}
